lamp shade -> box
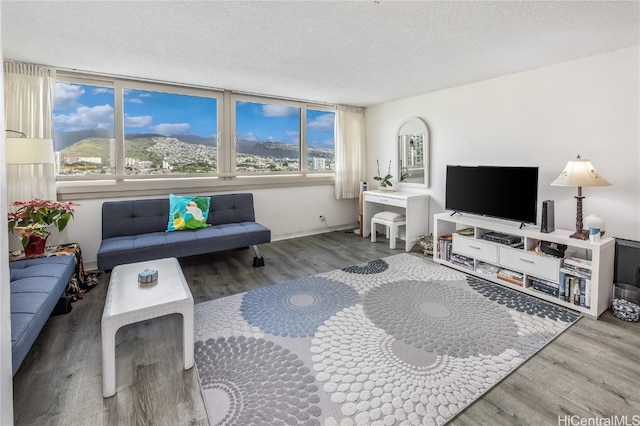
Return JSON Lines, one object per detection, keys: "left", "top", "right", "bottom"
{"left": 6, "top": 137, "right": 55, "bottom": 164}
{"left": 550, "top": 156, "right": 610, "bottom": 187}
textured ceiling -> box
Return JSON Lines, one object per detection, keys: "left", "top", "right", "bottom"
{"left": 2, "top": 1, "right": 639, "bottom": 107}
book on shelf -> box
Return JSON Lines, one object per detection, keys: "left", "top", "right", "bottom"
{"left": 450, "top": 253, "right": 474, "bottom": 269}
{"left": 560, "top": 267, "right": 591, "bottom": 280}
{"left": 563, "top": 257, "right": 592, "bottom": 269}
{"left": 558, "top": 271, "right": 591, "bottom": 308}
{"left": 562, "top": 257, "right": 592, "bottom": 278}
{"left": 559, "top": 271, "right": 567, "bottom": 301}
{"left": 437, "top": 235, "right": 453, "bottom": 261}
{"left": 497, "top": 268, "right": 523, "bottom": 286}
{"left": 530, "top": 277, "right": 559, "bottom": 298}
{"left": 476, "top": 261, "right": 500, "bottom": 277}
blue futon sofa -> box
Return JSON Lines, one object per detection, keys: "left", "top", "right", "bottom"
{"left": 9, "top": 255, "right": 75, "bottom": 375}
{"left": 97, "top": 193, "right": 271, "bottom": 271}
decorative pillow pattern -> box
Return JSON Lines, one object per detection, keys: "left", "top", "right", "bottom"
{"left": 167, "top": 194, "right": 211, "bottom": 231}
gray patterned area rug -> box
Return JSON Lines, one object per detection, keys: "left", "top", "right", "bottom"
{"left": 194, "top": 253, "right": 579, "bottom": 425}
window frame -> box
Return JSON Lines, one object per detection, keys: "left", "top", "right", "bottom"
{"left": 55, "top": 73, "right": 223, "bottom": 181}
{"left": 231, "top": 93, "right": 302, "bottom": 175}
{"left": 230, "top": 93, "right": 335, "bottom": 176}
{"left": 54, "top": 71, "right": 336, "bottom": 200}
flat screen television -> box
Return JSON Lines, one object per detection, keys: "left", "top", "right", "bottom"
{"left": 446, "top": 165, "right": 539, "bottom": 225}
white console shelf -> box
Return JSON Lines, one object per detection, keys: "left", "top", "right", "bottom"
{"left": 433, "top": 212, "right": 615, "bottom": 318}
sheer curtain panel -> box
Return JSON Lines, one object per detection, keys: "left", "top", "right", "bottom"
{"left": 3, "top": 61, "right": 56, "bottom": 203}
{"left": 334, "top": 105, "right": 365, "bottom": 199}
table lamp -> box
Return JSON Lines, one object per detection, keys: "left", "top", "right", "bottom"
{"left": 550, "top": 155, "right": 610, "bottom": 240}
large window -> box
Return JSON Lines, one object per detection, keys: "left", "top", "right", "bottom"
{"left": 235, "top": 100, "right": 301, "bottom": 173}
{"left": 53, "top": 72, "right": 335, "bottom": 193}
{"left": 53, "top": 81, "right": 115, "bottom": 175}
{"left": 306, "top": 109, "right": 335, "bottom": 172}
{"left": 233, "top": 96, "right": 335, "bottom": 174}
{"left": 123, "top": 88, "right": 218, "bottom": 175}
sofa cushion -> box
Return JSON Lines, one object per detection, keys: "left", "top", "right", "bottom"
{"left": 167, "top": 194, "right": 211, "bottom": 231}
{"left": 98, "top": 222, "right": 271, "bottom": 271}
{"left": 9, "top": 256, "right": 75, "bottom": 375}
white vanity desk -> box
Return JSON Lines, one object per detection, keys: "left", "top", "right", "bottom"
{"left": 362, "top": 190, "right": 429, "bottom": 251}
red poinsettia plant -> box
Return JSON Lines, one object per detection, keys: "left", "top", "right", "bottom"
{"left": 7, "top": 198, "right": 79, "bottom": 247}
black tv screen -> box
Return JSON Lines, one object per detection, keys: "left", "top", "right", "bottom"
{"left": 446, "top": 165, "right": 539, "bottom": 225}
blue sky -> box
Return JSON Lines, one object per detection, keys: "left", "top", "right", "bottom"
{"left": 53, "top": 83, "right": 335, "bottom": 148}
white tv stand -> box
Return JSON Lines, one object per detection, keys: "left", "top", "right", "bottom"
{"left": 433, "top": 212, "right": 615, "bottom": 318}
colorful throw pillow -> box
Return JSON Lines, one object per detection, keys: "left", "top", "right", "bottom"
{"left": 167, "top": 194, "right": 211, "bottom": 231}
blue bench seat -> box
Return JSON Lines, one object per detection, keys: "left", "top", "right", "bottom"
{"left": 9, "top": 255, "right": 75, "bottom": 375}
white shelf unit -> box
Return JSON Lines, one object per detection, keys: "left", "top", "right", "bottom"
{"left": 433, "top": 212, "right": 615, "bottom": 318}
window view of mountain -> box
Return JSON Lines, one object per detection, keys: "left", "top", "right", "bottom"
{"left": 55, "top": 131, "right": 334, "bottom": 175}
{"left": 52, "top": 82, "right": 335, "bottom": 176}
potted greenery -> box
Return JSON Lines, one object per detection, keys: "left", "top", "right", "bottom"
{"left": 374, "top": 160, "right": 393, "bottom": 190}
{"left": 7, "top": 198, "right": 79, "bottom": 257}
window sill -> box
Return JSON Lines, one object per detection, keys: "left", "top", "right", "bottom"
{"left": 56, "top": 174, "right": 335, "bottom": 200}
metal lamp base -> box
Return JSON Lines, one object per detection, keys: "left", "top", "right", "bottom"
{"left": 570, "top": 229, "right": 589, "bottom": 240}
{"left": 570, "top": 191, "right": 589, "bottom": 240}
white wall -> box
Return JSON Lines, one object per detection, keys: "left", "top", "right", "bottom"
{"left": 0, "top": 38, "right": 15, "bottom": 425}
{"left": 365, "top": 46, "right": 640, "bottom": 241}
{"left": 45, "top": 185, "right": 358, "bottom": 270}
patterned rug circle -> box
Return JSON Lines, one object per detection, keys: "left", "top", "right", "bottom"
{"left": 363, "top": 279, "right": 521, "bottom": 358}
{"left": 240, "top": 276, "right": 360, "bottom": 337}
{"left": 195, "top": 336, "right": 322, "bottom": 425}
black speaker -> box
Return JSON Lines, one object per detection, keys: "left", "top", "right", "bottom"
{"left": 541, "top": 200, "right": 555, "bottom": 233}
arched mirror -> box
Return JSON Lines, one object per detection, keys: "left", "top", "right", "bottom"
{"left": 397, "top": 117, "right": 429, "bottom": 188}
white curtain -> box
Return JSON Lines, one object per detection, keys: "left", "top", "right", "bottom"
{"left": 3, "top": 61, "right": 56, "bottom": 203}
{"left": 334, "top": 105, "right": 366, "bottom": 199}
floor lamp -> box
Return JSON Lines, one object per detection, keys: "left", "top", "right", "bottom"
{"left": 5, "top": 137, "right": 57, "bottom": 204}
{"left": 550, "top": 155, "right": 610, "bottom": 240}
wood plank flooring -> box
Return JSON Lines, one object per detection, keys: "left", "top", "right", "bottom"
{"left": 12, "top": 231, "right": 640, "bottom": 425}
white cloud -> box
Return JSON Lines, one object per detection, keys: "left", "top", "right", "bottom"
{"left": 307, "top": 113, "right": 335, "bottom": 132}
{"left": 92, "top": 87, "right": 113, "bottom": 95}
{"left": 124, "top": 114, "right": 153, "bottom": 128}
{"left": 152, "top": 123, "right": 190, "bottom": 135}
{"left": 262, "top": 104, "right": 298, "bottom": 117}
{"left": 138, "top": 93, "right": 152, "bottom": 98}
{"left": 128, "top": 98, "right": 143, "bottom": 104}
{"left": 53, "top": 104, "right": 114, "bottom": 130}
{"left": 54, "top": 83, "right": 85, "bottom": 109}
{"left": 242, "top": 132, "right": 257, "bottom": 141}
{"left": 286, "top": 130, "right": 300, "bottom": 143}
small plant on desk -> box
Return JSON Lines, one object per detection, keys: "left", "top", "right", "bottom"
{"left": 374, "top": 160, "right": 393, "bottom": 189}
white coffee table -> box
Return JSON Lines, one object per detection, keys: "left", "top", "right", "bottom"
{"left": 101, "top": 257, "right": 194, "bottom": 398}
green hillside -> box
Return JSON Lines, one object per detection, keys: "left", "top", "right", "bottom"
{"left": 61, "top": 137, "right": 163, "bottom": 164}
{"left": 61, "top": 137, "right": 111, "bottom": 158}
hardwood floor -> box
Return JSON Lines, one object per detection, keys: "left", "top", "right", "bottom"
{"left": 12, "top": 231, "right": 640, "bottom": 425}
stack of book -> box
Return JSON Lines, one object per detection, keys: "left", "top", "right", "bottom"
{"left": 559, "top": 257, "right": 592, "bottom": 308}
{"left": 437, "top": 235, "right": 452, "bottom": 261}
{"left": 476, "top": 261, "right": 500, "bottom": 278}
{"left": 530, "top": 277, "right": 560, "bottom": 298}
{"left": 450, "top": 253, "right": 474, "bottom": 270}
{"left": 497, "top": 268, "right": 524, "bottom": 286}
